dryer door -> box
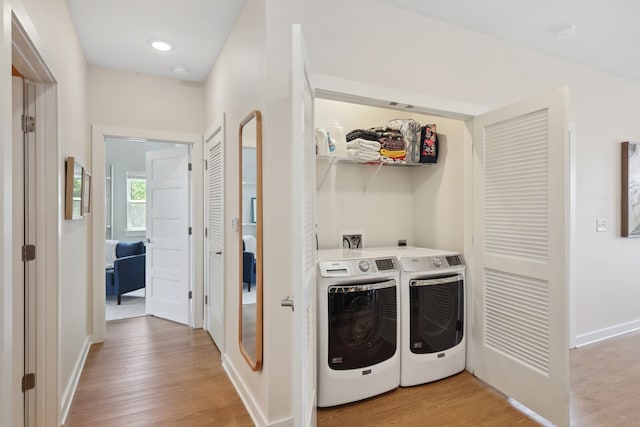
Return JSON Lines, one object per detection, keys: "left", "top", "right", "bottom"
{"left": 327, "top": 280, "right": 397, "bottom": 370}
{"left": 409, "top": 274, "right": 464, "bottom": 354}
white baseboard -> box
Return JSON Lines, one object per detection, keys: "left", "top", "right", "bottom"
{"left": 267, "top": 416, "right": 294, "bottom": 427}
{"left": 60, "top": 335, "right": 92, "bottom": 426}
{"left": 575, "top": 319, "right": 640, "bottom": 348}
{"left": 221, "top": 353, "right": 268, "bottom": 427}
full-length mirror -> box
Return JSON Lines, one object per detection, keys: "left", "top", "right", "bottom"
{"left": 65, "top": 156, "right": 84, "bottom": 220}
{"left": 239, "top": 110, "right": 262, "bottom": 371}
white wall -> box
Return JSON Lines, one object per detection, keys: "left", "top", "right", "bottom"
{"left": 0, "top": 0, "right": 14, "bottom": 423}
{"left": 203, "top": 0, "right": 274, "bottom": 424}
{"left": 278, "top": 0, "right": 640, "bottom": 345}
{"left": 2, "top": 0, "right": 89, "bottom": 424}
{"left": 88, "top": 65, "right": 204, "bottom": 133}
{"left": 315, "top": 99, "right": 467, "bottom": 251}
{"left": 88, "top": 63, "right": 207, "bottom": 339}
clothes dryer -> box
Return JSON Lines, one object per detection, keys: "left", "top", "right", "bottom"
{"left": 317, "top": 249, "right": 401, "bottom": 407}
{"left": 371, "top": 246, "right": 466, "bottom": 387}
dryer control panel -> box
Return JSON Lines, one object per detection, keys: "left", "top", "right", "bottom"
{"left": 399, "top": 254, "right": 465, "bottom": 273}
{"left": 318, "top": 257, "right": 398, "bottom": 277}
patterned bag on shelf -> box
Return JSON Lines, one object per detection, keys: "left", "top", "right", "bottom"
{"left": 420, "top": 124, "right": 438, "bottom": 163}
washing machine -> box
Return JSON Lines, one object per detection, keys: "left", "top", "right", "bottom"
{"left": 316, "top": 249, "right": 401, "bottom": 407}
{"left": 371, "top": 246, "right": 466, "bottom": 387}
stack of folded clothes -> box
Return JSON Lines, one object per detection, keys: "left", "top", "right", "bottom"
{"left": 373, "top": 127, "right": 406, "bottom": 163}
{"left": 345, "top": 129, "right": 382, "bottom": 161}
{"left": 343, "top": 121, "right": 438, "bottom": 164}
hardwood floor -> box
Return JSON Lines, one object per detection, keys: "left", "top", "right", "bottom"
{"left": 317, "top": 372, "right": 541, "bottom": 426}
{"left": 64, "top": 316, "right": 253, "bottom": 427}
{"left": 571, "top": 329, "right": 640, "bottom": 426}
{"left": 65, "top": 316, "right": 640, "bottom": 426}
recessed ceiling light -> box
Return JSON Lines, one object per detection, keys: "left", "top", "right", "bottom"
{"left": 173, "top": 66, "right": 187, "bottom": 75}
{"left": 151, "top": 40, "right": 172, "bottom": 51}
{"left": 556, "top": 25, "right": 577, "bottom": 39}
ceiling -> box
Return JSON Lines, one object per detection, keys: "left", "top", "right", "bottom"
{"left": 379, "top": 0, "right": 640, "bottom": 83}
{"left": 65, "top": 0, "right": 246, "bottom": 82}
{"left": 67, "top": 0, "right": 640, "bottom": 84}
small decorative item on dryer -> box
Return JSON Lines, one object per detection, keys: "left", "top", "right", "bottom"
{"left": 420, "top": 124, "right": 438, "bottom": 163}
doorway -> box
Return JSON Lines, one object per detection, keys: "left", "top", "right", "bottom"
{"left": 8, "top": 11, "right": 61, "bottom": 426}
{"left": 104, "top": 138, "right": 182, "bottom": 321}
{"left": 91, "top": 126, "right": 204, "bottom": 343}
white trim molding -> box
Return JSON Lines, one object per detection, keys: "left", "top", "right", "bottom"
{"left": 60, "top": 335, "right": 91, "bottom": 425}
{"left": 575, "top": 319, "right": 640, "bottom": 348}
{"left": 221, "top": 354, "right": 267, "bottom": 427}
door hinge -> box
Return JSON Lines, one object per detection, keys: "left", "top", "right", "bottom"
{"left": 205, "top": 228, "right": 208, "bottom": 238}
{"left": 204, "top": 160, "right": 208, "bottom": 170}
{"left": 188, "top": 291, "right": 193, "bottom": 300}
{"left": 22, "top": 373, "right": 35, "bottom": 392}
{"left": 205, "top": 295, "right": 208, "bottom": 305}
{"left": 188, "top": 162, "right": 192, "bottom": 171}
{"left": 188, "top": 227, "right": 193, "bottom": 235}
{"left": 22, "top": 115, "right": 35, "bottom": 133}
{"left": 22, "top": 244, "right": 36, "bottom": 262}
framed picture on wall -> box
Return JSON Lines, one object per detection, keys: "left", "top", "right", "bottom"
{"left": 82, "top": 169, "right": 91, "bottom": 216}
{"left": 622, "top": 141, "right": 640, "bottom": 237}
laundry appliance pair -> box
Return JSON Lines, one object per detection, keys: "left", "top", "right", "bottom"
{"left": 316, "top": 246, "right": 466, "bottom": 407}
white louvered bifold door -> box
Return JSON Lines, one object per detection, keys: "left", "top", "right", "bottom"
{"left": 291, "top": 24, "right": 317, "bottom": 427}
{"left": 471, "top": 88, "right": 569, "bottom": 427}
{"left": 206, "top": 126, "right": 225, "bottom": 351}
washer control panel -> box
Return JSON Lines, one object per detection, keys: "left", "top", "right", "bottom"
{"left": 319, "top": 257, "right": 398, "bottom": 277}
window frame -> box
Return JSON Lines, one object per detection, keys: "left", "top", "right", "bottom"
{"left": 126, "top": 171, "right": 147, "bottom": 232}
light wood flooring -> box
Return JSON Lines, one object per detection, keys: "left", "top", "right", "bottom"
{"left": 64, "top": 316, "right": 253, "bottom": 427}
{"left": 65, "top": 316, "right": 640, "bottom": 426}
{"left": 570, "top": 329, "right": 640, "bottom": 426}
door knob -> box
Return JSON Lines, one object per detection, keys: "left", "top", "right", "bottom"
{"left": 281, "top": 296, "right": 295, "bottom": 312}
{"left": 145, "top": 238, "right": 151, "bottom": 244}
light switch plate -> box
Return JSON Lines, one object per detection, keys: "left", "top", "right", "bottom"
{"left": 596, "top": 219, "right": 607, "bottom": 232}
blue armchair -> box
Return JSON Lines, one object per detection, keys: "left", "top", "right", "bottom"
{"left": 105, "top": 241, "right": 146, "bottom": 305}
{"left": 242, "top": 240, "right": 256, "bottom": 292}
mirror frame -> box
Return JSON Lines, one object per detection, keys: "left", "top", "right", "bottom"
{"left": 65, "top": 156, "right": 84, "bottom": 220}
{"left": 239, "top": 110, "right": 263, "bottom": 371}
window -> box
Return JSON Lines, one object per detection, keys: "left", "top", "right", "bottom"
{"left": 126, "top": 172, "right": 146, "bottom": 231}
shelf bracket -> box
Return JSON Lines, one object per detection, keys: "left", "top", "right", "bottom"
{"left": 316, "top": 156, "right": 337, "bottom": 191}
{"left": 363, "top": 163, "right": 384, "bottom": 195}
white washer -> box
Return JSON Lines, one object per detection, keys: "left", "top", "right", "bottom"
{"left": 317, "top": 249, "right": 401, "bottom": 407}
{"left": 370, "top": 246, "right": 466, "bottom": 387}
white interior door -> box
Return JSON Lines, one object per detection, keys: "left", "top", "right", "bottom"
{"left": 291, "top": 24, "right": 317, "bottom": 427}
{"left": 205, "top": 124, "right": 225, "bottom": 351}
{"left": 12, "top": 76, "right": 37, "bottom": 427}
{"left": 146, "top": 145, "right": 191, "bottom": 325}
{"left": 471, "top": 87, "right": 569, "bottom": 426}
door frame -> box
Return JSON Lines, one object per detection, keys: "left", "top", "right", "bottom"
{"left": 203, "top": 117, "right": 226, "bottom": 350}
{"left": 91, "top": 126, "right": 203, "bottom": 342}
{"left": 3, "top": 7, "right": 60, "bottom": 426}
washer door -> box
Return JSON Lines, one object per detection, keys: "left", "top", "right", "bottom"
{"left": 409, "top": 274, "right": 463, "bottom": 354}
{"left": 327, "top": 280, "right": 397, "bottom": 370}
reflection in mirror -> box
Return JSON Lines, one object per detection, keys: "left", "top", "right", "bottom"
{"left": 65, "top": 156, "right": 84, "bottom": 220}
{"left": 239, "top": 110, "right": 262, "bottom": 371}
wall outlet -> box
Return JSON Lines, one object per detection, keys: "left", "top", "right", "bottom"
{"left": 596, "top": 218, "right": 607, "bottom": 232}
{"left": 341, "top": 233, "right": 363, "bottom": 249}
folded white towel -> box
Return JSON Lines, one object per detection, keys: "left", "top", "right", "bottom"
{"left": 346, "top": 138, "right": 381, "bottom": 151}
{"left": 347, "top": 149, "right": 380, "bottom": 161}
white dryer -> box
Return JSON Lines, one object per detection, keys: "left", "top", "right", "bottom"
{"left": 317, "top": 249, "right": 401, "bottom": 407}
{"left": 371, "top": 246, "right": 466, "bottom": 387}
